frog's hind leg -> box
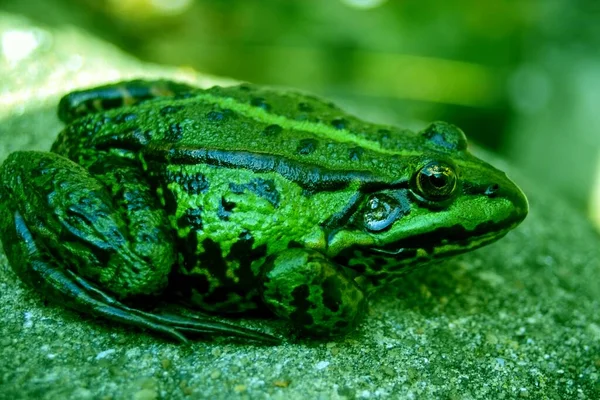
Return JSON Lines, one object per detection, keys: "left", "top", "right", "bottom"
{"left": 58, "top": 79, "right": 197, "bottom": 123}
{"left": 260, "top": 248, "right": 367, "bottom": 337}
{"left": 2, "top": 211, "right": 278, "bottom": 343}
{"left": 0, "top": 151, "right": 279, "bottom": 344}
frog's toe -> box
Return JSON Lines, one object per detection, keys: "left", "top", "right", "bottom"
{"left": 66, "top": 270, "right": 281, "bottom": 344}
{"left": 261, "top": 248, "right": 366, "bottom": 337}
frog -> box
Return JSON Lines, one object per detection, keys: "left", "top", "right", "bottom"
{"left": 0, "top": 79, "right": 528, "bottom": 344}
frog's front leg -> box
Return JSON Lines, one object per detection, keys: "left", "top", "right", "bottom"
{"left": 58, "top": 79, "right": 197, "bottom": 123}
{"left": 260, "top": 248, "right": 366, "bottom": 336}
{"left": 0, "top": 151, "right": 279, "bottom": 344}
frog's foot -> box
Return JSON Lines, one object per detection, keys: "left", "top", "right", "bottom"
{"left": 260, "top": 248, "right": 366, "bottom": 337}
{"left": 58, "top": 79, "right": 197, "bottom": 123}
{"left": 7, "top": 210, "right": 279, "bottom": 344}
{"left": 66, "top": 270, "right": 281, "bottom": 344}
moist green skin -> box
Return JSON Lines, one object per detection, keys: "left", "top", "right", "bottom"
{"left": 0, "top": 80, "right": 528, "bottom": 343}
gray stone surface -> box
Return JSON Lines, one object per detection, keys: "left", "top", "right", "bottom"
{"left": 1, "top": 12, "right": 599, "bottom": 400}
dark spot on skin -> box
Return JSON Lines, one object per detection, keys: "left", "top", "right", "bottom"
{"left": 182, "top": 232, "right": 199, "bottom": 270}
{"left": 239, "top": 84, "right": 252, "bottom": 92}
{"left": 334, "top": 320, "right": 349, "bottom": 329}
{"left": 93, "top": 127, "right": 152, "bottom": 150}
{"left": 113, "top": 112, "right": 137, "bottom": 124}
{"left": 297, "top": 138, "right": 318, "bottom": 155}
{"left": 251, "top": 97, "right": 271, "bottom": 111}
{"left": 160, "top": 105, "right": 184, "bottom": 116}
{"left": 101, "top": 97, "right": 123, "bottom": 111}
{"left": 289, "top": 285, "right": 314, "bottom": 328}
{"left": 287, "top": 241, "right": 303, "bottom": 249}
{"left": 197, "top": 238, "right": 228, "bottom": 290}
{"left": 226, "top": 231, "right": 267, "bottom": 292}
{"left": 166, "top": 122, "right": 184, "bottom": 142}
{"left": 348, "top": 146, "right": 364, "bottom": 162}
{"left": 351, "top": 263, "right": 367, "bottom": 274}
{"left": 164, "top": 170, "right": 209, "bottom": 195}
{"left": 369, "top": 260, "right": 383, "bottom": 272}
{"left": 177, "top": 207, "right": 203, "bottom": 230}
{"left": 168, "top": 270, "right": 209, "bottom": 298}
{"left": 230, "top": 178, "right": 280, "bottom": 207}
{"left": 331, "top": 118, "right": 347, "bottom": 130}
{"left": 321, "top": 276, "right": 342, "bottom": 312}
{"left": 263, "top": 124, "right": 282, "bottom": 136}
{"left": 206, "top": 111, "right": 226, "bottom": 122}
{"left": 298, "top": 102, "right": 313, "bottom": 112}
{"left": 217, "top": 197, "right": 235, "bottom": 220}
{"left": 173, "top": 92, "right": 194, "bottom": 100}
{"left": 161, "top": 185, "right": 178, "bottom": 215}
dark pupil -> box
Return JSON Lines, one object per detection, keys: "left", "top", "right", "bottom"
{"left": 429, "top": 172, "right": 448, "bottom": 188}
{"left": 416, "top": 162, "right": 456, "bottom": 201}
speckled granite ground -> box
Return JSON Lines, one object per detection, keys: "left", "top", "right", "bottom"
{"left": 0, "top": 13, "right": 599, "bottom": 400}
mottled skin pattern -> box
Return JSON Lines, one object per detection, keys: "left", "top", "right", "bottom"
{"left": 0, "top": 80, "right": 528, "bottom": 343}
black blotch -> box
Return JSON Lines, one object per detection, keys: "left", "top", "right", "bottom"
{"left": 206, "top": 111, "right": 225, "bottom": 122}
{"left": 89, "top": 116, "right": 112, "bottom": 134}
{"left": 181, "top": 232, "right": 199, "bottom": 270}
{"left": 230, "top": 178, "right": 280, "bottom": 207}
{"left": 297, "top": 138, "right": 318, "bottom": 155}
{"left": 160, "top": 105, "right": 184, "bottom": 116}
{"left": 298, "top": 102, "right": 313, "bottom": 112}
{"left": 287, "top": 241, "right": 303, "bottom": 249}
{"left": 351, "top": 263, "right": 367, "bottom": 274}
{"left": 263, "top": 124, "right": 282, "bottom": 136}
{"left": 348, "top": 146, "right": 364, "bottom": 162}
{"left": 217, "top": 197, "right": 235, "bottom": 220}
{"left": 207, "top": 108, "right": 237, "bottom": 122}
{"left": 166, "top": 122, "right": 184, "bottom": 142}
{"left": 331, "top": 118, "right": 347, "bottom": 130}
{"left": 168, "top": 270, "right": 209, "bottom": 298}
{"left": 161, "top": 185, "right": 178, "bottom": 215}
{"left": 226, "top": 230, "right": 267, "bottom": 291}
{"left": 113, "top": 112, "right": 137, "bottom": 124}
{"left": 173, "top": 92, "right": 194, "bottom": 100}
{"left": 165, "top": 170, "right": 209, "bottom": 195}
{"left": 289, "top": 285, "right": 314, "bottom": 328}
{"left": 239, "top": 84, "right": 252, "bottom": 92}
{"left": 101, "top": 97, "right": 123, "bottom": 110}
{"left": 334, "top": 320, "right": 349, "bottom": 329}
{"left": 321, "top": 276, "right": 342, "bottom": 312}
{"left": 198, "top": 238, "right": 228, "bottom": 287}
{"left": 251, "top": 97, "right": 271, "bottom": 111}
{"left": 369, "top": 260, "right": 383, "bottom": 272}
{"left": 177, "top": 207, "right": 203, "bottom": 230}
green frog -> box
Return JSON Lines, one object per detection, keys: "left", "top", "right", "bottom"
{"left": 0, "top": 80, "right": 528, "bottom": 344}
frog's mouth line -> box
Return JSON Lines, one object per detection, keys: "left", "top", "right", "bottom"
{"left": 368, "top": 218, "right": 521, "bottom": 258}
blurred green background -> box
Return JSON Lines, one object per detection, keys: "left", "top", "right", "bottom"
{"left": 1, "top": 0, "right": 600, "bottom": 226}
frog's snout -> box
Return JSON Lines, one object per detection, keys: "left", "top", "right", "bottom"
{"left": 487, "top": 174, "right": 529, "bottom": 227}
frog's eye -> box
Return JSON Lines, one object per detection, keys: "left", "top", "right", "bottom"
{"left": 415, "top": 161, "right": 457, "bottom": 201}
{"left": 363, "top": 194, "right": 400, "bottom": 232}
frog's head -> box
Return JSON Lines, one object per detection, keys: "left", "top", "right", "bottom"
{"left": 326, "top": 122, "right": 528, "bottom": 283}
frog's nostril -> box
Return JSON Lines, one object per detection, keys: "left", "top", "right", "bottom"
{"left": 485, "top": 184, "right": 499, "bottom": 197}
